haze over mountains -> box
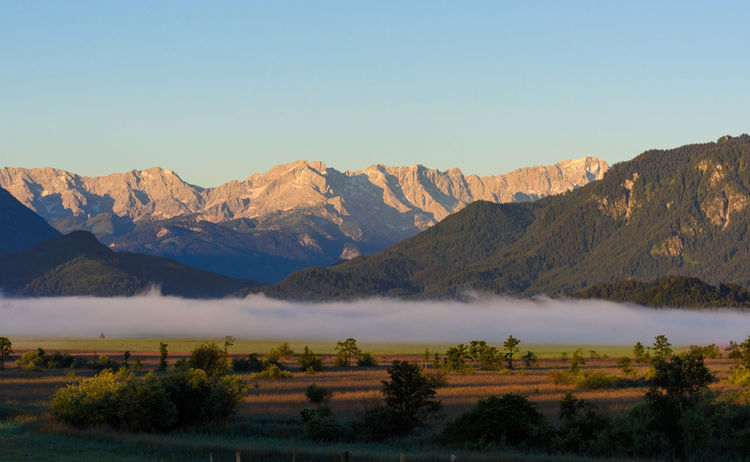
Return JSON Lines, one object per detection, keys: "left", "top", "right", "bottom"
{"left": 0, "top": 157, "right": 607, "bottom": 282}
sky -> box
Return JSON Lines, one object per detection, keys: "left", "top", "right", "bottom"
{"left": 2, "top": 1, "right": 750, "bottom": 187}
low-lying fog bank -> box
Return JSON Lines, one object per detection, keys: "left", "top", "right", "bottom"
{"left": 2, "top": 293, "right": 749, "bottom": 345}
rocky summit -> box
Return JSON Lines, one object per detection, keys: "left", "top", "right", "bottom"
{"left": 0, "top": 158, "right": 607, "bottom": 282}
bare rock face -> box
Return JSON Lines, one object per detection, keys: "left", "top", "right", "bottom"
{"left": 0, "top": 157, "right": 608, "bottom": 282}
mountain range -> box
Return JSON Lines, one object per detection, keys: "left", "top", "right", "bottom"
{"left": 0, "top": 157, "right": 607, "bottom": 283}
{"left": 264, "top": 134, "right": 750, "bottom": 299}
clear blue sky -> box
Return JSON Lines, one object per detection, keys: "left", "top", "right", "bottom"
{"left": 2, "top": 1, "right": 749, "bottom": 187}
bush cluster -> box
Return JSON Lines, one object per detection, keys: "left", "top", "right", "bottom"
{"left": 50, "top": 367, "right": 248, "bottom": 432}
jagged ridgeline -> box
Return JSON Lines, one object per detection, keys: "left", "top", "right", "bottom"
{"left": 265, "top": 135, "right": 750, "bottom": 299}
{"left": 0, "top": 158, "right": 606, "bottom": 283}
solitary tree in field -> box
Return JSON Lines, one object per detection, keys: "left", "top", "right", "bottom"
{"left": 381, "top": 360, "right": 443, "bottom": 432}
{"left": 224, "top": 336, "right": 235, "bottom": 354}
{"left": 652, "top": 335, "right": 673, "bottom": 361}
{"left": 0, "top": 337, "right": 13, "bottom": 371}
{"left": 158, "top": 342, "right": 168, "bottom": 371}
{"left": 335, "top": 338, "right": 360, "bottom": 367}
{"left": 503, "top": 335, "right": 521, "bottom": 369}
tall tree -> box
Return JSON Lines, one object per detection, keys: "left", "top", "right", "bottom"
{"left": 503, "top": 335, "right": 521, "bottom": 370}
{"left": 381, "top": 360, "right": 443, "bottom": 433}
{"left": 335, "top": 338, "right": 360, "bottom": 367}
{"left": 158, "top": 342, "right": 168, "bottom": 371}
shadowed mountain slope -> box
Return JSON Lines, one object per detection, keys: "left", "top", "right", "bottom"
{"left": 265, "top": 135, "right": 750, "bottom": 299}
{"left": 0, "top": 231, "right": 261, "bottom": 298}
{"left": 0, "top": 187, "right": 61, "bottom": 255}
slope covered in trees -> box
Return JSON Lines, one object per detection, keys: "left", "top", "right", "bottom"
{"left": 0, "top": 231, "right": 260, "bottom": 298}
{"left": 0, "top": 187, "right": 61, "bottom": 255}
{"left": 266, "top": 134, "right": 750, "bottom": 299}
{"left": 572, "top": 276, "right": 750, "bottom": 308}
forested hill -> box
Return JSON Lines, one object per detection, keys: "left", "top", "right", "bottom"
{"left": 0, "top": 187, "right": 61, "bottom": 254}
{"left": 264, "top": 134, "right": 750, "bottom": 299}
{"left": 0, "top": 231, "right": 261, "bottom": 298}
{"left": 572, "top": 276, "right": 750, "bottom": 308}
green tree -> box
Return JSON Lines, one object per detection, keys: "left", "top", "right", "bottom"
{"left": 223, "top": 336, "right": 235, "bottom": 354}
{"left": 442, "top": 344, "right": 472, "bottom": 373}
{"left": 728, "top": 335, "right": 750, "bottom": 368}
{"left": 652, "top": 335, "right": 673, "bottom": 361}
{"left": 522, "top": 351, "right": 538, "bottom": 369}
{"left": 0, "top": 337, "right": 13, "bottom": 371}
{"left": 504, "top": 335, "right": 521, "bottom": 369}
{"left": 633, "top": 341, "right": 650, "bottom": 363}
{"left": 617, "top": 356, "right": 636, "bottom": 378}
{"left": 381, "top": 360, "right": 443, "bottom": 433}
{"left": 569, "top": 348, "right": 586, "bottom": 374}
{"left": 122, "top": 351, "right": 131, "bottom": 368}
{"left": 647, "top": 354, "right": 713, "bottom": 407}
{"left": 334, "top": 338, "right": 360, "bottom": 367}
{"left": 158, "top": 342, "right": 168, "bottom": 371}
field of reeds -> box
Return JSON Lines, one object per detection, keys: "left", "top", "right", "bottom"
{"left": 0, "top": 338, "right": 740, "bottom": 461}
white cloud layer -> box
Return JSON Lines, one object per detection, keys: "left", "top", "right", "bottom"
{"left": 2, "top": 292, "right": 750, "bottom": 345}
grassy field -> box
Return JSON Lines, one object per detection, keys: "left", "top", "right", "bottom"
{"left": 0, "top": 339, "right": 731, "bottom": 461}
{"left": 7, "top": 336, "right": 657, "bottom": 356}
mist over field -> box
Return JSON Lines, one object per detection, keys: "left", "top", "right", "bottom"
{"left": 2, "top": 292, "right": 750, "bottom": 345}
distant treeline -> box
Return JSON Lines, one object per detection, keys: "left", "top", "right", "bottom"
{"left": 573, "top": 276, "right": 750, "bottom": 308}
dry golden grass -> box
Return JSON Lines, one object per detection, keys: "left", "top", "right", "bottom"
{"left": 0, "top": 349, "right": 738, "bottom": 425}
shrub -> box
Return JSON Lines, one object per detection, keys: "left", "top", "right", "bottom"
{"left": 251, "top": 364, "right": 293, "bottom": 380}
{"left": 267, "top": 342, "right": 294, "bottom": 362}
{"left": 354, "top": 406, "right": 401, "bottom": 442}
{"left": 357, "top": 352, "right": 377, "bottom": 367}
{"left": 232, "top": 353, "right": 264, "bottom": 372}
{"left": 115, "top": 372, "right": 177, "bottom": 432}
{"left": 297, "top": 346, "right": 324, "bottom": 372}
{"left": 688, "top": 344, "right": 721, "bottom": 359}
{"left": 550, "top": 370, "right": 575, "bottom": 385}
{"left": 441, "top": 394, "right": 551, "bottom": 449}
{"left": 574, "top": 371, "right": 620, "bottom": 390}
{"left": 305, "top": 384, "right": 332, "bottom": 405}
{"left": 729, "top": 366, "right": 750, "bottom": 386}
{"left": 303, "top": 412, "right": 341, "bottom": 441}
{"left": 91, "top": 355, "right": 120, "bottom": 372}
{"left": 17, "top": 350, "right": 45, "bottom": 371}
{"left": 50, "top": 369, "right": 127, "bottom": 427}
{"left": 188, "top": 343, "right": 229, "bottom": 378}
{"left": 17, "top": 348, "right": 75, "bottom": 371}
{"left": 553, "top": 392, "right": 609, "bottom": 453}
{"left": 163, "top": 368, "right": 249, "bottom": 427}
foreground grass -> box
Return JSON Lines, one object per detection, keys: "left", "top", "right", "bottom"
{"left": 2, "top": 415, "right": 645, "bottom": 462}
